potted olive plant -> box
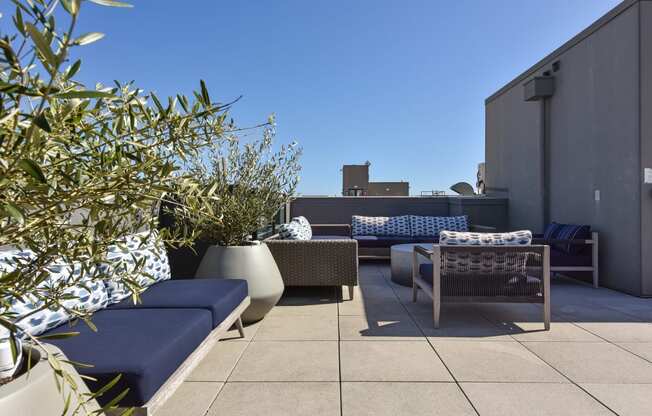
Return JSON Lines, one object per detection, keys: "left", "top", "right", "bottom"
{"left": 0, "top": 1, "right": 230, "bottom": 413}
{"left": 176, "top": 123, "right": 302, "bottom": 323}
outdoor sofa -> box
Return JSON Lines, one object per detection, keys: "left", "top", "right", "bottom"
{"left": 350, "top": 215, "right": 495, "bottom": 258}
{"left": 266, "top": 223, "right": 359, "bottom": 299}
{"left": 413, "top": 230, "right": 551, "bottom": 330}
{"left": 533, "top": 222, "right": 599, "bottom": 288}
{"left": 5, "top": 234, "right": 250, "bottom": 415}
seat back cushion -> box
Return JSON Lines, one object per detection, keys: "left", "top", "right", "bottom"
{"left": 543, "top": 222, "right": 591, "bottom": 254}
{"left": 101, "top": 230, "right": 171, "bottom": 304}
{"left": 278, "top": 216, "right": 312, "bottom": 240}
{"left": 409, "top": 215, "right": 468, "bottom": 237}
{"left": 438, "top": 230, "right": 532, "bottom": 275}
{"left": 1, "top": 247, "right": 107, "bottom": 337}
{"left": 351, "top": 215, "right": 411, "bottom": 237}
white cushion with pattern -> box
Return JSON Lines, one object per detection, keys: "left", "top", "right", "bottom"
{"left": 351, "top": 215, "right": 411, "bottom": 237}
{"left": 278, "top": 216, "right": 312, "bottom": 240}
{"left": 409, "top": 215, "right": 468, "bottom": 237}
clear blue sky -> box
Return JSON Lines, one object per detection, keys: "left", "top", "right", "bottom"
{"left": 5, "top": 0, "right": 622, "bottom": 195}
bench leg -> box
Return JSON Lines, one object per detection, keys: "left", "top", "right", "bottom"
{"left": 235, "top": 317, "right": 245, "bottom": 338}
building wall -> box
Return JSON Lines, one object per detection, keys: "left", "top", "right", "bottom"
{"left": 342, "top": 165, "right": 369, "bottom": 195}
{"left": 368, "top": 182, "right": 409, "bottom": 196}
{"left": 289, "top": 196, "right": 507, "bottom": 230}
{"left": 485, "top": 1, "right": 645, "bottom": 295}
{"left": 641, "top": 1, "right": 652, "bottom": 295}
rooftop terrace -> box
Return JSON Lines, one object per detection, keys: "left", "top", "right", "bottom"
{"left": 157, "top": 262, "right": 652, "bottom": 416}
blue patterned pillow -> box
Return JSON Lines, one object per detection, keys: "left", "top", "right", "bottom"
{"left": 438, "top": 231, "right": 532, "bottom": 275}
{"left": 439, "top": 230, "right": 532, "bottom": 246}
{"left": 1, "top": 248, "right": 107, "bottom": 337}
{"left": 278, "top": 216, "right": 312, "bottom": 240}
{"left": 101, "top": 230, "right": 172, "bottom": 304}
{"left": 409, "top": 215, "right": 468, "bottom": 237}
{"left": 351, "top": 215, "right": 411, "bottom": 237}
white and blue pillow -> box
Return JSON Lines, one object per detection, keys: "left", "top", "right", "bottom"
{"left": 351, "top": 215, "right": 411, "bottom": 237}
{"left": 101, "top": 230, "right": 171, "bottom": 304}
{"left": 438, "top": 230, "right": 532, "bottom": 275}
{"left": 409, "top": 215, "right": 468, "bottom": 237}
{"left": 278, "top": 216, "right": 312, "bottom": 240}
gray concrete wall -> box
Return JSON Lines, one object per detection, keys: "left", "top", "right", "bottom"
{"left": 342, "top": 165, "right": 369, "bottom": 195}
{"left": 368, "top": 182, "right": 410, "bottom": 196}
{"left": 641, "top": 1, "right": 652, "bottom": 295}
{"left": 289, "top": 196, "right": 507, "bottom": 229}
{"left": 485, "top": 1, "right": 645, "bottom": 295}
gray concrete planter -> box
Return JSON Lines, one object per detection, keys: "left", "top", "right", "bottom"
{"left": 0, "top": 345, "right": 99, "bottom": 415}
{"left": 195, "top": 243, "right": 284, "bottom": 323}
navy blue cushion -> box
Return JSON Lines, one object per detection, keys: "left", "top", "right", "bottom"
{"left": 310, "top": 235, "right": 352, "bottom": 240}
{"left": 109, "top": 279, "right": 247, "bottom": 328}
{"left": 544, "top": 223, "right": 591, "bottom": 254}
{"left": 353, "top": 236, "right": 416, "bottom": 248}
{"left": 550, "top": 248, "right": 592, "bottom": 267}
{"left": 45, "top": 308, "right": 211, "bottom": 407}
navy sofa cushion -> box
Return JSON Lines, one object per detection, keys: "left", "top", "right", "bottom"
{"left": 45, "top": 308, "right": 212, "bottom": 407}
{"left": 550, "top": 248, "right": 592, "bottom": 267}
{"left": 543, "top": 223, "right": 591, "bottom": 255}
{"left": 353, "top": 235, "right": 439, "bottom": 248}
{"left": 311, "top": 235, "right": 352, "bottom": 240}
{"left": 109, "top": 278, "right": 247, "bottom": 328}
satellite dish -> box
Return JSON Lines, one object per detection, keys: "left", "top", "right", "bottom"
{"left": 450, "top": 182, "right": 476, "bottom": 196}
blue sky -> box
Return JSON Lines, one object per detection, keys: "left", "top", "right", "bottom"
{"left": 5, "top": 0, "right": 621, "bottom": 195}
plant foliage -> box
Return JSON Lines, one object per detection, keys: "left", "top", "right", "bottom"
{"left": 0, "top": 0, "right": 244, "bottom": 413}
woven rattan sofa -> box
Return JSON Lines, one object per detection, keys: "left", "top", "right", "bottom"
{"left": 413, "top": 241, "right": 551, "bottom": 330}
{"left": 266, "top": 224, "right": 359, "bottom": 299}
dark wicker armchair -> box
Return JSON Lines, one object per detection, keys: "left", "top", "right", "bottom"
{"left": 265, "top": 224, "right": 359, "bottom": 300}
{"left": 413, "top": 245, "right": 551, "bottom": 329}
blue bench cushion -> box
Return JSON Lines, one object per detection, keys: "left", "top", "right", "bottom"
{"left": 45, "top": 308, "right": 212, "bottom": 407}
{"left": 108, "top": 278, "right": 248, "bottom": 328}
{"left": 311, "top": 235, "right": 352, "bottom": 240}
{"left": 543, "top": 223, "right": 591, "bottom": 255}
{"left": 353, "top": 235, "right": 418, "bottom": 248}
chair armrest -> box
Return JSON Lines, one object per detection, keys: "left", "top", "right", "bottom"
{"left": 414, "top": 245, "right": 433, "bottom": 259}
{"left": 311, "top": 224, "right": 351, "bottom": 237}
{"left": 470, "top": 224, "right": 497, "bottom": 232}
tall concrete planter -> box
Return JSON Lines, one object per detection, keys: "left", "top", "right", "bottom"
{"left": 0, "top": 345, "right": 99, "bottom": 415}
{"left": 195, "top": 243, "right": 284, "bottom": 323}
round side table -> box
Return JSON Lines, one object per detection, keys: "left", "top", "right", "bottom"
{"left": 390, "top": 243, "right": 433, "bottom": 287}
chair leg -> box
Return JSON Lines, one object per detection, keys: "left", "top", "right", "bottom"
{"left": 235, "top": 317, "right": 245, "bottom": 338}
{"left": 433, "top": 299, "right": 441, "bottom": 329}
{"left": 348, "top": 285, "right": 354, "bottom": 301}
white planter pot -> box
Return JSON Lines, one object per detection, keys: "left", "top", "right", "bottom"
{"left": 0, "top": 345, "right": 100, "bottom": 416}
{"left": 0, "top": 332, "right": 21, "bottom": 381}
{"left": 195, "top": 243, "right": 284, "bottom": 323}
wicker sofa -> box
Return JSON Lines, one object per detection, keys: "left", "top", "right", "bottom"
{"left": 266, "top": 224, "right": 359, "bottom": 299}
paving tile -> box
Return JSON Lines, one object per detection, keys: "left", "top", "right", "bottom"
{"left": 269, "top": 297, "right": 338, "bottom": 317}
{"left": 433, "top": 341, "right": 565, "bottom": 382}
{"left": 223, "top": 319, "right": 262, "bottom": 341}
{"left": 254, "top": 315, "right": 338, "bottom": 341}
{"left": 156, "top": 382, "right": 223, "bottom": 416}
{"left": 340, "top": 340, "right": 452, "bottom": 381}
{"left": 553, "top": 302, "right": 640, "bottom": 323}
{"left": 461, "top": 382, "right": 612, "bottom": 416}
{"left": 509, "top": 322, "right": 602, "bottom": 342}
{"left": 574, "top": 322, "right": 652, "bottom": 342}
{"left": 187, "top": 341, "right": 249, "bottom": 382}
{"left": 229, "top": 341, "right": 339, "bottom": 381}
{"left": 341, "top": 382, "right": 475, "bottom": 416}
{"left": 339, "top": 315, "right": 423, "bottom": 340}
{"left": 524, "top": 341, "right": 652, "bottom": 383}
{"left": 616, "top": 342, "right": 652, "bottom": 362}
{"left": 580, "top": 383, "right": 652, "bottom": 416}
{"left": 416, "top": 313, "right": 517, "bottom": 341}
{"left": 338, "top": 297, "right": 409, "bottom": 317}
{"left": 208, "top": 382, "right": 340, "bottom": 416}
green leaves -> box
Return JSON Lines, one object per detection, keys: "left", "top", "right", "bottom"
{"left": 54, "top": 90, "right": 114, "bottom": 99}
{"left": 73, "top": 32, "right": 106, "bottom": 46}
{"left": 18, "top": 158, "right": 47, "bottom": 183}
{"left": 25, "top": 23, "right": 58, "bottom": 69}
{"left": 3, "top": 202, "right": 25, "bottom": 224}
{"left": 88, "top": 0, "right": 134, "bottom": 8}
{"left": 61, "top": 0, "right": 81, "bottom": 16}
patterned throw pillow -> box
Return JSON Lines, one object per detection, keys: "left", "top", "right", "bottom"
{"left": 1, "top": 247, "right": 107, "bottom": 337}
{"left": 351, "top": 215, "right": 411, "bottom": 237}
{"left": 438, "top": 230, "right": 532, "bottom": 275}
{"left": 278, "top": 216, "right": 312, "bottom": 240}
{"left": 409, "top": 215, "right": 468, "bottom": 237}
{"left": 101, "top": 230, "right": 172, "bottom": 304}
